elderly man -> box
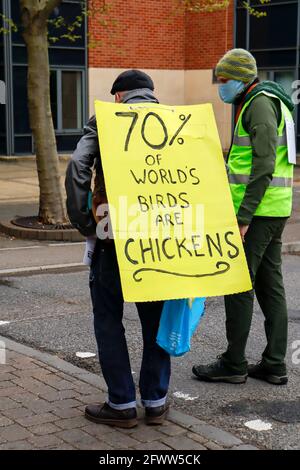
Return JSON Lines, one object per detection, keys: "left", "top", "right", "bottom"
{"left": 65, "top": 70, "right": 170, "bottom": 428}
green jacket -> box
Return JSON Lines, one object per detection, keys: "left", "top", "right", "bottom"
{"left": 231, "top": 81, "right": 295, "bottom": 225}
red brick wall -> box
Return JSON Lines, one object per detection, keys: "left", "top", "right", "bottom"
{"left": 88, "top": 0, "right": 234, "bottom": 69}
{"left": 185, "top": 5, "right": 234, "bottom": 69}
{"left": 88, "top": 0, "right": 185, "bottom": 69}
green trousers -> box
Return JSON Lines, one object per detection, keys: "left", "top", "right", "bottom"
{"left": 222, "top": 216, "right": 288, "bottom": 374}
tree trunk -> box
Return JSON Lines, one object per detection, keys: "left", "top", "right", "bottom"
{"left": 20, "top": 0, "right": 67, "bottom": 225}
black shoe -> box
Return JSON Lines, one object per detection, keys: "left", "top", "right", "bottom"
{"left": 85, "top": 402, "right": 138, "bottom": 428}
{"left": 192, "top": 358, "right": 247, "bottom": 384}
{"left": 248, "top": 362, "right": 288, "bottom": 385}
{"left": 145, "top": 404, "right": 169, "bottom": 425}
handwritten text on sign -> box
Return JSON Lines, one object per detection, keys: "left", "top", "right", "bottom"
{"left": 95, "top": 101, "right": 251, "bottom": 302}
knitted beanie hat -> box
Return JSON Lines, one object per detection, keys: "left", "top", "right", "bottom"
{"left": 215, "top": 49, "right": 257, "bottom": 83}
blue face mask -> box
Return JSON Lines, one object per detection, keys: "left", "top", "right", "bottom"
{"left": 218, "top": 80, "right": 246, "bottom": 104}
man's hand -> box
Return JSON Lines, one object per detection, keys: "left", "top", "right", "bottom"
{"left": 239, "top": 224, "right": 249, "bottom": 243}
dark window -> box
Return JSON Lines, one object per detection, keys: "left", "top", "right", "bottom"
{"left": 235, "top": 7, "right": 247, "bottom": 50}
{"left": 13, "top": 66, "right": 31, "bottom": 134}
{"left": 12, "top": 45, "right": 27, "bottom": 64}
{"left": 10, "top": 0, "right": 24, "bottom": 44}
{"left": 236, "top": 0, "right": 299, "bottom": 151}
{"left": 49, "top": 48, "right": 85, "bottom": 67}
{"left": 62, "top": 71, "right": 83, "bottom": 129}
{"left": 5, "top": 0, "right": 87, "bottom": 155}
{"left": 0, "top": 136, "right": 6, "bottom": 154}
{"left": 50, "top": 69, "right": 84, "bottom": 131}
{"left": 11, "top": 0, "right": 85, "bottom": 48}
{"left": 0, "top": 38, "right": 4, "bottom": 67}
{"left": 249, "top": 0, "right": 298, "bottom": 5}
{"left": 48, "top": 1, "right": 86, "bottom": 48}
{"left": 56, "top": 134, "right": 82, "bottom": 152}
{"left": 249, "top": 3, "right": 298, "bottom": 50}
{"left": 254, "top": 50, "right": 297, "bottom": 68}
{"left": 50, "top": 70, "right": 58, "bottom": 129}
{"left": 14, "top": 136, "right": 32, "bottom": 154}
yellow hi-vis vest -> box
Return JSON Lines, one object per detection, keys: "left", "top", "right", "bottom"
{"left": 228, "top": 91, "right": 294, "bottom": 218}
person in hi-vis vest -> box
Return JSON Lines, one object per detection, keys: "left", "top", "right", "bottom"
{"left": 193, "top": 49, "right": 295, "bottom": 386}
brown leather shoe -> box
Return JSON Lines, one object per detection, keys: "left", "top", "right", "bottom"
{"left": 145, "top": 404, "right": 169, "bottom": 425}
{"left": 85, "top": 403, "right": 138, "bottom": 428}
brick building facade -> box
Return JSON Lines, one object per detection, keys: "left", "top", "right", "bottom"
{"left": 88, "top": 0, "right": 234, "bottom": 149}
{"left": 1, "top": 1, "right": 299, "bottom": 156}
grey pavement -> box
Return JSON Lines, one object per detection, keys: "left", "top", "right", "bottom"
{"left": 0, "top": 159, "right": 85, "bottom": 272}
{"left": 0, "top": 158, "right": 69, "bottom": 203}
{"left": 0, "top": 239, "right": 85, "bottom": 273}
{"left": 0, "top": 337, "right": 256, "bottom": 450}
{"left": 0, "top": 255, "right": 299, "bottom": 449}
{"left": 0, "top": 159, "right": 300, "bottom": 450}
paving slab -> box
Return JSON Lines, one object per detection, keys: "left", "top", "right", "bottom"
{"left": 0, "top": 335, "right": 259, "bottom": 450}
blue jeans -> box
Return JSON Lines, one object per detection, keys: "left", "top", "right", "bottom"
{"left": 89, "top": 240, "right": 171, "bottom": 410}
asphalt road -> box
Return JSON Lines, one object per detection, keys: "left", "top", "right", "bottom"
{"left": 0, "top": 254, "right": 299, "bottom": 449}
{"left": 0, "top": 240, "right": 85, "bottom": 272}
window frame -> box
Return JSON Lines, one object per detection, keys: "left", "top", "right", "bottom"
{"left": 50, "top": 66, "right": 86, "bottom": 134}
{"left": 234, "top": 0, "right": 300, "bottom": 150}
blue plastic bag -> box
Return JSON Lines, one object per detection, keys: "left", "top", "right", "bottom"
{"left": 88, "top": 190, "right": 93, "bottom": 210}
{"left": 156, "top": 298, "right": 206, "bottom": 357}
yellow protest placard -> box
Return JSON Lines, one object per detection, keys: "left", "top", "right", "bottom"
{"left": 95, "top": 101, "right": 252, "bottom": 302}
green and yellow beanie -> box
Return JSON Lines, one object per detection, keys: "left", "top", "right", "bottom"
{"left": 215, "top": 49, "right": 257, "bottom": 83}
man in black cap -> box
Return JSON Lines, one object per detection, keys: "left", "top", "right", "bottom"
{"left": 65, "top": 70, "right": 170, "bottom": 429}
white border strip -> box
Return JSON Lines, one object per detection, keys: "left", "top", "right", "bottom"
{"left": 0, "top": 263, "right": 84, "bottom": 276}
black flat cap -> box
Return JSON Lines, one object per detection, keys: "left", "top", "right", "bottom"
{"left": 110, "top": 69, "right": 154, "bottom": 95}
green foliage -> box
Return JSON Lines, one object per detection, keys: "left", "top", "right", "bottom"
{"left": 0, "top": 0, "right": 112, "bottom": 45}
{"left": 242, "top": 0, "right": 271, "bottom": 18}
{"left": 0, "top": 13, "right": 17, "bottom": 34}
{"left": 48, "top": 0, "right": 111, "bottom": 44}
{"left": 47, "top": 13, "right": 84, "bottom": 43}
{"left": 0, "top": 0, "right": 272, "bottom": 43}
{"left": 181, "top": 0, "right": 230, "bottom": 13}
{"left": 180, "top": 0, "right": 271, "bottom": 16}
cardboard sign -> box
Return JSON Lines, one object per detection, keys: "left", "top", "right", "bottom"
{"left": 95, "top": 101, "right": 252, "bottom": 302}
